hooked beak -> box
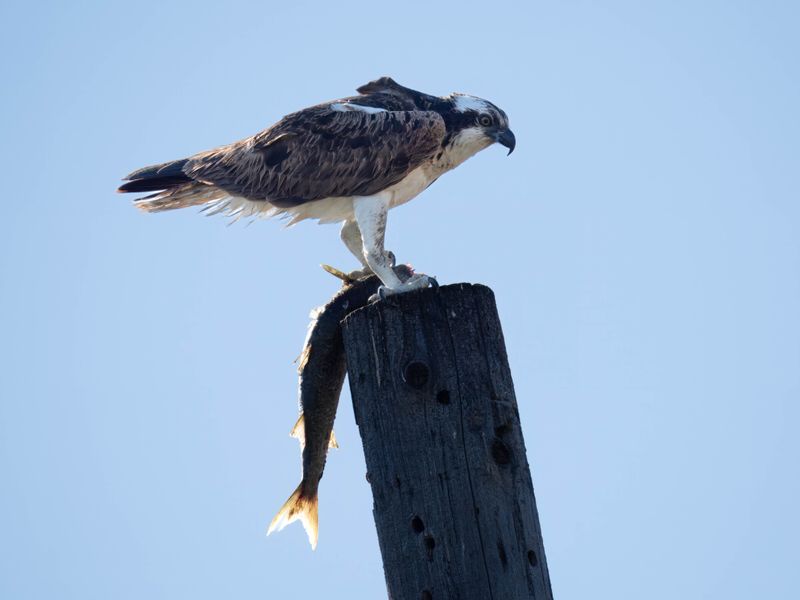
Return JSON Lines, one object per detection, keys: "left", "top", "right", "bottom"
{"left": 495, "top": 128, "right": 516, "bottom": 155}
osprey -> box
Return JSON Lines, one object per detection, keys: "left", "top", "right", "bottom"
{"left": 118, "top": 77, "right": 515, "bottom": 295}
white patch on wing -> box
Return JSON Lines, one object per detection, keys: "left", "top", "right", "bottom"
{"left": 451, "top": 94, "right": 489, "bottom": 113}
{"left": 330, "top": 103, "right": 387, "bottom": 114}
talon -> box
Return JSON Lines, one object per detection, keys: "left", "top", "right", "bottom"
{"left": 385, "top": 251, "right": 396, "bottom": 268}
{"left": 370, "top": 271, "right": 436, "bottom": 300}
{"left": 403, "top": 273, "right": 432, "bottom": 291}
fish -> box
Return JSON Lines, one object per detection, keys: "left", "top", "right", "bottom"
{"left": 268, "top": 264, "right": 414, "bottom": 549}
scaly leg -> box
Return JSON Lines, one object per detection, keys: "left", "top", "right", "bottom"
{"left": 353, "top": 195, "right": 431, "bottom": 295}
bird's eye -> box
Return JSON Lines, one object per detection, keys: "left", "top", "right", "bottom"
{"left": 479, "top": 115, "right": 493, "bottom": 127}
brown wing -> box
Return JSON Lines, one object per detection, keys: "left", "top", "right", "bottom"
{"left": 183, "top": 106, "right": 445, "bottom": 206}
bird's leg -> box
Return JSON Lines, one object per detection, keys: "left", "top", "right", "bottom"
{"left": 341, "top": 219, "right": 397, "bottom": 279}
{"left": 353, "top": 195, "right": 431, "bottom": 296}
{"left": 340, "top": 219, "right": 378, "bottom": 280}
{"left": 340, "top": 219, "right": 368, "bottom": 268}
{"left": 352, "top": 196, "right": 402, "bottom": 289}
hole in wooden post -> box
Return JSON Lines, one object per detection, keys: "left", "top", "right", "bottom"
{"left": 528, "top": 550, "right": 538, "bottom": 567}
{"left": 421, "top": 591, "right": 432, "bottom": 600}
{"left": 497, "top": 540, "right": 508, "bottom": 569}
{"left": 436, "top": 389, "right": 450, "bottom": 404}
{"left": 403, "top": 361, "right": 430, "bottom": 389}
{"left": 494, "top": 423, "right": 511, "bottom": 437}
{"left": 424, "top": 534, "right": 436, "bottom": 559}
{"left": 411, "top": 516, "right": 425, "bottom": 534}
{"left": 491, "top": 438, "right": 511, "bottom": 465}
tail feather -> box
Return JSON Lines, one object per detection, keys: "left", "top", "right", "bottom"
{"left": 118, "top": 174, "right": 192, "bottom": 194}
{"left": 130, "top": 183, "right": 227, "bottom": 213}
{"left": 267, "top": 484, "right": 319, "bottom": 550}
{"left": 118, "top": 157, "right": 278, "bottom": 219}
{"left": 119, "top": 158, "right": 190, "bottom": 189}
{"left": 118, "top": 157, "right": 212, "bottom": 212}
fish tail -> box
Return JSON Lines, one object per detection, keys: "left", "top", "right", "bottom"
{"left": 267, "top": 483, "right": 319, "bottom": 550}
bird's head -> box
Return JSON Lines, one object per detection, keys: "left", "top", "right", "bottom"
{"left": 447, "top": 93, "right": 516, "bottom": 155}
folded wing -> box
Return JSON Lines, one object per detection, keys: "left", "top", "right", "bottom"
{"left": 184, "top": 107, "right": 446, "bottom": 206}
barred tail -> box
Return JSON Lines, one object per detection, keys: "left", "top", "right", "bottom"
{"left": 267, "top": 484, "right": 319, "bottom": 550}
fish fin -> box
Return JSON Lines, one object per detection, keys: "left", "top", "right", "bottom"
{"left": 267, "top": 484, "right": 319, "bottom": 550}
{"left": 290, "top": 414, "right": 338, "bottom": 450}
{"left": 290, "top": 414, "right": 305, "bottom": 448}
{"left": 296, "top": 342, "right": 312, "bottom": 372}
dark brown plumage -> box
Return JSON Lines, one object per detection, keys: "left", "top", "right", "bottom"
{"left": 118, "top": 78, "right": 454, "bottom": 212}
{"left": 182, "top": 107, "right": 445, "bottom": 207}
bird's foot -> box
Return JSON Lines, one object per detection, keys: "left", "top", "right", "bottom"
{"left": 371, "top": 273, "right": 437, "bottom": 302}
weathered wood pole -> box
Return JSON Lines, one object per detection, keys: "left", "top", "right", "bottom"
{"left": 341, "top": 283, "right": 554, "bottom": 600}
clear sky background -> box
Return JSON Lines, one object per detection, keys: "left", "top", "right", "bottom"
{"left": 1, "top": 1, "right": 798, "bottom": 598}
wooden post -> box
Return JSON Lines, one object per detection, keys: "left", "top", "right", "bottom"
{"left": 341, "top": 283, "right": 554, "bottom": 600}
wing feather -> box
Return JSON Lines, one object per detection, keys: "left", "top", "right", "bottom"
{"left": 183, "top": 107, "right": 445, "bottom": 205}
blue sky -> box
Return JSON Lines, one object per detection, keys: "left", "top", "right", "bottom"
{"left": 1, "top": 1, "right": 798, "bottom": 598}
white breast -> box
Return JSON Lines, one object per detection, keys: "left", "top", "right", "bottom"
{"left": 383, "top": 167, "right": 438, "bottom": 208}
